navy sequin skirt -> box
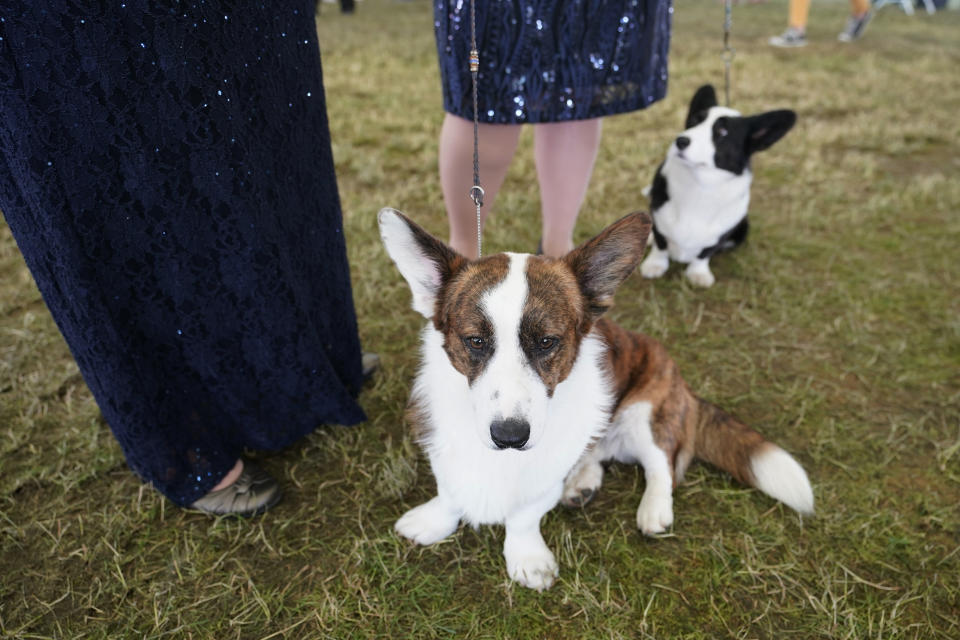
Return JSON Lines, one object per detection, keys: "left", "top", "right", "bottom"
{"left": 0, "top": 1, "right": 366, "bottom": 505}
{"left": 435, "top": 0, "right": 673, "bottom": 124}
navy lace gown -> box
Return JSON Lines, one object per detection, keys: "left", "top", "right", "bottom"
{"left": 0, "top": 1, "right": 366, "bottom": 505}
{"left": 435, "top": 0, "right": 673, "bottom": 124}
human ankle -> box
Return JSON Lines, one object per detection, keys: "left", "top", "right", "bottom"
{"left": 210, "top": 459, "right": 244, "bottom": 492}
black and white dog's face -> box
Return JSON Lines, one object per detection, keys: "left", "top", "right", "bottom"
{"left": 669, "top": 85, "right": 796, "bottom": 184}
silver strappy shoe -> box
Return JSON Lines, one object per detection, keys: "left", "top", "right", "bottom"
{"left": 190, "top": 459, "right": 281, "bottom": 516}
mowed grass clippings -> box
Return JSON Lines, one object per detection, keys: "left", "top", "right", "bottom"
{"left": 2, "top": 1, "right": 959, "bottom": 638}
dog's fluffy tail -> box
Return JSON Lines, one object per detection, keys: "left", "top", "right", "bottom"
{"left": 693, "top": 398, "right": 814, "bottom": 515}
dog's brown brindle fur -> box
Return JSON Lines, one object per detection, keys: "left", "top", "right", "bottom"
{"left": 597, "top": 318, "right": 766, "bottom": 488}
{"left": 435, "top": 256, "right": 510, "bottom": 384}
{"left": 521, "top": 257, "right": 588, "bottom": 394}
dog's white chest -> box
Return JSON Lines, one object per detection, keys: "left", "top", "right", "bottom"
{"left": 655, "top": 161, "right": 751, "bottom": 262}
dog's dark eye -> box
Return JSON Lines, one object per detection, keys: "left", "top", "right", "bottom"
{"left": 537, "top": 336, "right": 559, "bottom": 351}
{"left": 466, "top": 336, "right": 486, "bottom": 350}
{"left": 718, "top": 127, "right": 728, "bottom": 137}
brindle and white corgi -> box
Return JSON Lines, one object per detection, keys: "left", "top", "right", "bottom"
{"left": 379, "top": 208, "right": 813, "bottom": 591}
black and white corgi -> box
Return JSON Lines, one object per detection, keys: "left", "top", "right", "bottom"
{"left": 641, "top": 84, "right": 796, "bottom": 287}
{"left": 379, "top": 208, "right": 813, "bottom": 591}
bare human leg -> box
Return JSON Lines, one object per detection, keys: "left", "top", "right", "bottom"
{"left": 439, "top": 113, "right": 522, "bottom": 259}
{"left": 533, "top": 118, "right": 602, "bottom": 257}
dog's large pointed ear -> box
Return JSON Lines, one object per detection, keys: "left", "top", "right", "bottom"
{"left": 563, "top": 212, "right": 652, "bottom": 323}
{"left": 378, "top": 208, "right": 467, "bottom": 319}
{"left": 744, "top": 110, "right": 796, "bottom": 154}
{"left": 685, "top": 84, "right": 718, "bottom": 129}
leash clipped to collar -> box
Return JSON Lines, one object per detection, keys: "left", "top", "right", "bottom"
{"left": 469, "top": 0, "right": 484, "bottom": 258}
{"left": 722, "top": 0, "right": 735, "bottom": 106}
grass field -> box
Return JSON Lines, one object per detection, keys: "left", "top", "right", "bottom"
{"left": 2, "top": 1, "right": 959, "bottom": 638}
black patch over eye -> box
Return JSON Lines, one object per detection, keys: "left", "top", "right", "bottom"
{"left": 712, "top": 116, "right": 750, "bottom": 175}
{"left": 714, "top": 117, "right": 729, "bottom": 138}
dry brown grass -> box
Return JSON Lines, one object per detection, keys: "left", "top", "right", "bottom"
{"left": 2, "top": 1, "right": 959, "bottom": 638}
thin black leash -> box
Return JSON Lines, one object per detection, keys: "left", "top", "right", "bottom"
{"left": 468, "top": 0, "right": 484, "bottom": 257}
{"left": 723, "top": 0, "right": 735, "bottom": 106}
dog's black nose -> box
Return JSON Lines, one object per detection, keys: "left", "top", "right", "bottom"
{"left": 675, "top": 136, "right": 690, "bottom": 150}
{"left": 490, "top": 418, "right": 530, "bottom": 450}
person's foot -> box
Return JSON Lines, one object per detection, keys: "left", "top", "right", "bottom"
{"left": 190, "top": 459, "right": 281, "bottom": 516}
{"left": 838, "top": 11, "right": 873, "bottom": 42}
{"left": 769, "top": 27, "right": 808, "bottom": 48}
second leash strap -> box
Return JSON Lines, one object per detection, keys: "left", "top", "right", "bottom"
{"left": 723, "top": 0, "right": 735, "bottom": 107}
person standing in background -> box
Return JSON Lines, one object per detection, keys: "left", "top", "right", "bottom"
{"left": 770, "top": 0, "right": 873, "bottom": 47}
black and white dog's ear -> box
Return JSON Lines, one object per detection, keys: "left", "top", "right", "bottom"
{"left": 744, "top": 110, "right": 796, "bottom": 154}
{"left": 378, "top": 208, "right": 466, "bottom": 319}
{"left": 564, "top": 211, "right": 652, "bottom": 322}
{"left": 685, "top": 84, "right": 718, "bottom": 129}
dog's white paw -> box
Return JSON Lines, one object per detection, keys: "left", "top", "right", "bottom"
{"left": 561, "top": 461, "right": 604, "bottom": 508}
{"left": 685, "top": 264, "right": 715, "bottom": 288}
{"left": 506, "top": 546, "right": 559, "bottom": 591}
{"left": 641, "top": 256, "right": 669, "bottom": 279}
{"left": 636, "top": 490, "right": 674, "bottom": 536}
{"left": 395, "top": 498, "right": 460, "bottom": 546}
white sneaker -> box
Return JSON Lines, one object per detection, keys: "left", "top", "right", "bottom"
{"left": 769, "top": 27, "right": 808, "bottom": 48}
